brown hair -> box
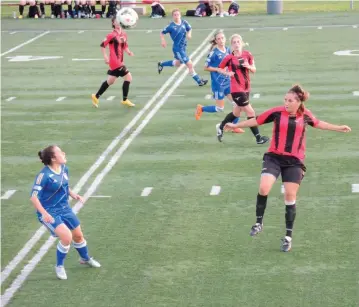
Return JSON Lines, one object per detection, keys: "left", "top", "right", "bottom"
{"left": 172, "top": 8, "right": 180, "bottom": 15}
{"left": 288, "top": 84, "right": 310, "bottom": 114}
{"left": 38, "top": 145, "right": 56, "bottom": 165}
{"left": 209, "top": 30, "right": 224, "bottom": 51}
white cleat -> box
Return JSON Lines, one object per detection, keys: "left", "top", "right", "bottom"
{"left": 79, "top": 257, "right": 101, "bottom": 268}
{"left": 55, "top": 266, "right": 67, "bottom": 280}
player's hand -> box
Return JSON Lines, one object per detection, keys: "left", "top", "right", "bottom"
{"left": 187, "top": 33, "right": 192, "bottom": 40}
{"left": 242, "top": 61, "right": 251, "bottom": 69}
{"left": 338, "top": 125, "right": 351, "bottom": 132}
{"left": 224, "top": 123, "right": 237, "bottom": 130}
{"left": 161, "top": 40, "right": 167, "bottom": 48}
{"left": 73, "top": 194, "right": 85, "bottom": 203}
{"left": 42, "top": 212, "right": 54, "bottom": 224}
{"left": 226, "top": 71, "right": 235, "bottom": 77}
{"left": 104, "top": 57, "right": 109, "bottom": 64}
{"left": 127, "top": 51, "right": 134, "bottom": 56}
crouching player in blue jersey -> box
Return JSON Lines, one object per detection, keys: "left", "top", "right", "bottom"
{"left": 195, "top": 30, "right": 244, "bottom": 133}
{"left": 158, "top": 8, "right": 208, "bottom": 87}
{"left": 30, "top": 145, "right": 101, "bottom": 280}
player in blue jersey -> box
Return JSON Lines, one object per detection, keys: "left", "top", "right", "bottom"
{"left": 195, "top": 30, "right": 244, "bottom": 133}
{"left": 158, "top": 8, "right": 208, "bottom": 87}
{"left": 30, "top": 145, "right": 101, "bottom": 280}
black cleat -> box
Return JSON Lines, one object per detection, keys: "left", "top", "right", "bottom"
{"left": 256, "top": 136, "right": 270, "bottom": 145}
{"left": 198, "top": 79, "right": 208, "bottom": 86}
{"left": 250, "top": 223, "right": 263, "bottom": 236}
{"left": 157, "top": 62, "right": 163, "bottom": 74}
{"left": 216, "top": 123, "right": 223, "bottom": 142}
{"left": 280, "top": 236, "right": 292, "bottom": 252}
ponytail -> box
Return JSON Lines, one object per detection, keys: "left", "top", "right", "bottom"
{"left": 288, "top": 84, "right": 310, "bottom": 115}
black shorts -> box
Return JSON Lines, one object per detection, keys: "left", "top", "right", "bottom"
{"left": 232, "top": 92, "right": 250, "bottom": 107}
{"left": 107, "top": 65, "right": 129, "bottom": 78}
{"left": 261, "top": 153, "right": 306, "bottom": 184}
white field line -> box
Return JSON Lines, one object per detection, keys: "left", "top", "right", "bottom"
{"left": 1, "top": 190, "right": 17, "bottom": 200}
{"left": 352, "top": 184, "right": 359, "bottom": 193}
{"left": 141, "top": 187, "right": 153, "bottom": 197}
{"left": 1, "top": 31, "right": 49, "bottom": 57}
{"left": 0, "top": 30, "right": 215, "bottom": 305}
{"left": 0, "top": 30, "right": 213, "bottom": 286}
{"left": 55, "top": 96, "right": 66, "bottom": 102}
{"left": 210, "top": 186, "right": 221, "bottom": 196}
{"left": 5, "top": 97, "right": 16, "bottom": 102}
{"left": 107, "top": 96, "right": 116, "bottom": 101}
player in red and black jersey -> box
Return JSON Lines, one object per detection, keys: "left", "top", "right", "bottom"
{"left": 225, "top": 84, "right": 351, "bottom": 252}
{"left": 215, "top": 34, "right": 269, "bottom": 144}
{"left": 91, "top": 17, "right": 135, "bottom": 108}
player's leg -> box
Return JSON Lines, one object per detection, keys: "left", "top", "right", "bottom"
{"left": 92, "top": 71, "right": 118, "bottom": 108}
{"left": 64, "top": 0, "right": 73, "bottom": 17}
{"left": 120, "top": 67, "right": 135, "bottom": 107}
{"left": 158, "top": 50, "right": 181, "bottom": 74}
{"left": 250, "top": 153, "right": 281, "bottom": 236}
{"left": 19, "top": 0, "right": 26, "bottom": 18}
{"left": 224, "top": 91, "right": 244, "bottom": 133}
{"left": 100, "top": 0, "right": 106, "bottom": 17}
{"left": 216, "top": 99, "right": 241, "bottom": 142}
{"left": 38, "top": 0, "right": 46, "bottom": 17}
{"left": 88, "top": 0, "right": 96, "bottom": 17}
{"left": 183, "top": 53, "right": 207, "bottom": 86}
{"left": 280, "top": 164, "right": 305, "bottom": 252}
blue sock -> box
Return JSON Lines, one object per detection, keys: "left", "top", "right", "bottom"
{"left": 192, "top": 73, "right": 201, "bottom": 84}
{"left": 161, "top": 60, "right": 174, "bottom": 67}
{"left": 56, "top": 242, "right": 70, "bottom": 267}
{"left": 202, "top": 105, "right": 217, "bottom": 113}
{"left": 232, "top": 117, "right": 240, "bottom": 124}
{"left": 73, "top": 240, "right": 90, "bottom": 261}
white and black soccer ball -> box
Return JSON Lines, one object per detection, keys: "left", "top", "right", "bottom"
{"left": 116, "top": 7, "right": 138, "bottom": 29}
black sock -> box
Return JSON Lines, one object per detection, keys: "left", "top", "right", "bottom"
{"left": 256, "top": 193, "right": 268, "bottom": 224}
{"left": 91, "top": 5, "right": 96, "bottom": 14}
{"left": 101, "top": 5, "right": 106, "bottom": 14}
{"left": 247, "top": 116, "right": 261, "bottom": 140}
{"left": 122, "top": 81, "right": 130, "bottom": 100}
{"left": 50, "top": 3, "right": 54, "bottom": 15}
{"left": 40, "top": 3, "right": 45, "bottom": 15}
{"left": 220, "top": 112, "right": 237, "bottom": 130}
{"left": 96, "top": 81, "right": 109, "bottom": 98}
{"left": 285, "top": 204, "right": 296, "bottom": 237}
{"left": 19, "top": 5, "right": 24, "bottom": 15}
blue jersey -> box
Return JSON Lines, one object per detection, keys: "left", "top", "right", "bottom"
{"left": 31, "top": 165, "right": 70, "bottom": 214}
{"left": 161, "top": 20, "right": 191, "bottom": 50}
{"left": 205, "top": 46, "right": 231, "bottom": 88}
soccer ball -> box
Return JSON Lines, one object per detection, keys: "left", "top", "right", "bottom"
{"left": 116, "top": 7, "right": 138, "bottom": 29}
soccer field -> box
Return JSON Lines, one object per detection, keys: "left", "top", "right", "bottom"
{"left": 1, "top": 13, "right": 359, "bottom": 307}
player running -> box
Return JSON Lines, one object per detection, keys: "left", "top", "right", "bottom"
{"left": 215, "top": 34, "right": 269, "bottom": 144}
{"left": 30, "top": 145, "right": 101, "bottom": 280}
{"left": 225, "top": 84, "right": 351, "bottom": 252}
{"left": 158, "top": 8, "right": 208, "bottom": 87}
{"left": 92, "top": 16, "right": 135, "bottom": 108}
{"left": 195, "top": 30, "right": 244, "bottom": 134}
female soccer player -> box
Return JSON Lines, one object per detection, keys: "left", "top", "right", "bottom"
{"left": 30, "top": 145, "right": 101, "bottom": 279}
{"left": 158, "top": 8, "right": 207, "bottom": 87}
{"left": 195, "top": 30, "right": 244, "bottom": 134}
{"left": 92, "top": 16, "right": 135, "bottom": 108}
{"left": 225, "top": 84, "right": 351, "bottom": 252}
{"left": 215, "top": 34, "right": 269, "bottom": 144}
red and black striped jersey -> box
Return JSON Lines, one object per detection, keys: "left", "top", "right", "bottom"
{"left": 256, "top": 106, "right": 319, "bottom": 161}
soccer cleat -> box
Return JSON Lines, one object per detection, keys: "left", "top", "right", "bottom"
{"left": 91, "top": 94, "right": 99, "bottom": 108}
{"left": 250, "top": 223, "right": 263, "bottom": 236}
{"left": 198, "top": 79, "right": 208, "bottom": 87}
{"left": 195, "top": 104, "right": 203, "bottom": 120}
{"left": 216, "top": 123, "right": 223, "bottom": 142}
{"left": 55, "top": 265, "right": 67, "bottom": 280}
{"left": 157, "top": 62, "right": 163, "bottom": 74}
{"left": 80, "top": 257, "right": 101, "bottom": 268}
{"left": 256, "top": 136, "right": 270, "bottom": 145}
{"left": 121, "top": 99, "right": 135, "bottom": 107}
{"left": 280, "top": 236, "right": 292, "bottom": 252}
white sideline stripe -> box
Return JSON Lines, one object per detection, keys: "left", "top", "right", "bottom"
{"left": 9, "top": 31, "right": 17, "bottom": 35}
{"left": 141, "top": 187, "right": 153, "bottom": 197}
{"left": 249, "top": 28, "right": 254, "bottom": 31}
{"left": 253, "top": 93, "right": 260, "bottom": 99}
{"left": 281, "top": 185, "right": 285, "bottom": 194}
{"left": 72, "top": 58, "right": 103, "bottom": 61}
{"left": 210, "top": 186, "right": 221, "bottom": 196}
{"left": 6, "top": 97, "right": 16, "bottom": 102}
{"left": 0, "top": 31, "right": 49, "bottom": 57}
{"left": 107, "top": 96, "right": 116, "bottom": 101}
{"left": 352, "top": 184, "right": 359, "bottom": 193}
{"left": 89, "top": 195, "right": 112, "bottom": 198}
{"left": 317, "top": 26, "right": 323, "bottom": 30}
{"left": 78, "top": 30, "right": 85, "bottom": 34}
{"left": 353, "top": 25, "right": 358, "bottom": 28}
{"left": 0, "top": 30, "right": 215, "bottom": 304}
{"left": 136, "top": 94, "right": 185, "bottom": 98}
{"left": 0, "top": 30, "right": 212, "bottom": 287}
{"left": 283, "top": 27, "right": 288, "bottom": 31}
{"left": 353, "top": 91, "right": 359, "bottom": 96}
{"left": 1, "top": 190, "right": 17, "bottom": 200}
{"left": 56, "top": 96, "right": 66, "bottom": 101}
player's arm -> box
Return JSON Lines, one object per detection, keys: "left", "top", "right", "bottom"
{"left": 315, "top": 121, "right": 351, "bottom": 132}
{"left": 30, "top": 174, "right": 54, "bottom": 223}
{"left": 100, "top": 34, "right": 112, "bottom": 64}
{"left": 204, "top": 51, "right": 220, "bottom": 72}
{"left": 160, "top": 27, "right": 169, "bottom": 48}
{"left": 69, "top": 188, "right": 84, "bottom": 203}
{"left": 185, "top": 20, "right": 192, "bottom": 39}
{"left": 242, "top": 53, "right": 256, "bottom": 73}
{"left": 217, "top": 56, "right": 234, "bottom": 76}
{"left": 225, "top": 118, "right": 258, "bottom": 130}
{"left": 186, "top": 29, "right": 192, "bottom": 40}
{"left": 121, "top": 38, "right": 134, "bottom": 56}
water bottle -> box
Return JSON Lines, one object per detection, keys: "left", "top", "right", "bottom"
{"left": 13, "top": 11, "right": 17, "bottom": 19}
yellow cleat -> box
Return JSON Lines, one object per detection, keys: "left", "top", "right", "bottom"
{"left": 121, "top": 99, "right": 135, "bottom": 107}
{"left": 18, "top": 15, "right": 23, "bottom": 19}
{"left": 91, "top": 94, "right": 99, "bottom": 108}
{"left": 195, "top": 104, "right": 203, "bottom": 120}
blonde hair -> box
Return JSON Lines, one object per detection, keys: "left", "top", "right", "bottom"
{"left": 209, "top": 29, "right": 225, "bottom": 51}
{"left": 230, "top": 34, "right": 249, "bottom": 49}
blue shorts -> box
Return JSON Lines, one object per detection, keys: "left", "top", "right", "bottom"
{"left": 212, "top": 83, "right": 230, "bottom": 100}
{"left": 173, "top": 48, "right": 189, "bottom": 64}
{"left": 37, "top": 207, "right": 80, "bottom": 237}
